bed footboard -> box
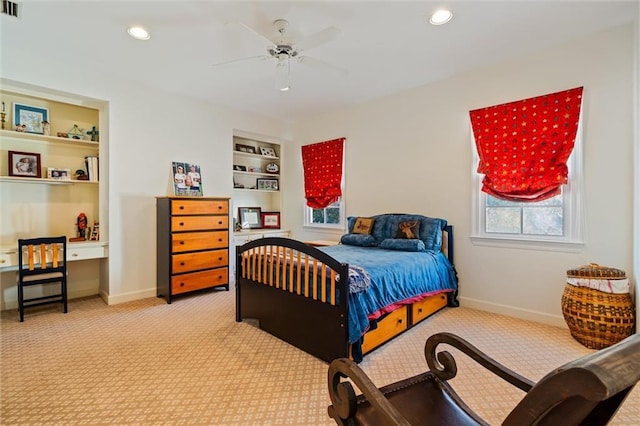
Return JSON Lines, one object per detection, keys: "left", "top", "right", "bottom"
{"left": 236, "top": 237, "right": 351, "bottom": 362}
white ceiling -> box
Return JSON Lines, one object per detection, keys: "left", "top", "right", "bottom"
{"left": 1, "top": 1, "right": 637, "bottom": 122}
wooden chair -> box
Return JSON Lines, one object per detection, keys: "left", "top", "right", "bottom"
{"left": 17, "top": 236, "right": 68, "bottom": 322}
{"left": 328, "top": 332, "right": 640, "bottom": 425}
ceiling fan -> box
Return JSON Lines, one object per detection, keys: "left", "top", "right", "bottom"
{"left": 214, "top": 19, "right": 346, "bottom": 91}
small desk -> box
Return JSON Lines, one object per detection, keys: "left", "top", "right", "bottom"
{"left": 304, "top": 240, "right": 339, "bottom": 247}
{"left": 0, "top": 241, "right": 108, "bottom": 270}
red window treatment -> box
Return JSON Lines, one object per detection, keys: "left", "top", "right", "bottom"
{"left": 302, "top": 138, "right": 344, "bottom": 209}
{"left": 469, "top": 87, "right": 583, "bottom": 202}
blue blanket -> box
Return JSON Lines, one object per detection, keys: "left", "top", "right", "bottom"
{"left": 318, "top": 245, "right": 458, "bottom": 344}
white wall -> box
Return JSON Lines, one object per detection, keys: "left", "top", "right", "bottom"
{"left": 1, "top": 52, "right": 289, "bottom": 305}
{"left": 287, "top": 24, "right": 636, "bottom": 327}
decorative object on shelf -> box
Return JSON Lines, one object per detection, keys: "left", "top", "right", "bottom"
{"left": 235, "top": 143, "right": 256, "bottom": 154}
{"left": 233, "top": 164, "right": 247, "bottom": 171}
{"left": 261, "top": 211, "right": 281, "bottom": 229}
{"left": 42, "top": 120, "right": 50, "bottom": 136}
{"left": 238, "top": 207, "right": 262, "bottom": 229}
{"left": 171, "top": 161, "right": 203, "bottom": 197}
{"left": 47, "top": 167, "right": 71, "bottom": 180}
{"left": 69, "top": 212, "right": 88, "bottom": 242}
{"left": 86, "top": 126, "right": 99, "bottom": 142}
{"left": 74, "top": 169, "right": 89, "bottom": 180}
{"left": 257, "top": 178, "right": 279, "bottom": 191}
{"left": 15, "top": 124, "right": 26, "bottom": 132}
{"left": 1, "top": 101, "right": 6, "bottom": 129}
{"left": 90, "top": 222, "right": 100, "bottom": 241}
{"left": 247, "top": 166, "right": 263, "bottom": 173}
{"left": 13, "top": 103, "right": 49, "bottom": 134}
{"left": 266, "top": 162, "right": 279, "bottom": 174}
{"left": 57, "top": 132, "right": 68, "bottom": 138}
{"left": 8, "top": 150, "right": 41, "bottom": 178}
{"left": 234, "top": 217, "right": 242, "bottom": 232}
{"left": 259, "top": 146, "right": 278, "bottom": 157}
{"left": 67, "top": 124, "right": 84, "bottom": 140}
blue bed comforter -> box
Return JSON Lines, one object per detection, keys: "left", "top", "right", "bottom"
{"left": 318, "top": 245, "right": 458, "bottom": 344}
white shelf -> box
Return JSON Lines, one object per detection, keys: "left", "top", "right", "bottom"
{"left": 233, "top": 188, "right": 279, "bottom": 193}
{"left": 0, "top": 129, "right": 99, "bottom": 149}
{"left": 233, "top": 170, "right": 280, "bottom": 178}
{"left": 233, "top": 150, "right": 279, "bottom": 160}
{"left": 0, "top": 176, "right": 98, "bottom": 185}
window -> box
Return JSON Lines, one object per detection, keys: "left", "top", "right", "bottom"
{"left": 471, "top": 130, "right": 584, "bottom": 251}
{"left": 304, "top": 198, "right": 345, "bottom": 229}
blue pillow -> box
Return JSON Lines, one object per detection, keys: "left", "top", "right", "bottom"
{"left": 340, "top": 233, "right": 376, "bottom": 247}
{"left": 379, "top": 238, "right": 426, "bottom": 252}
{"left": 387, "top": 214, "right": 446, "bottom": 251}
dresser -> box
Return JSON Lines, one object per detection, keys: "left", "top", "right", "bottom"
{"left": 156, "top": 196, "right": 230, "bottom": 303}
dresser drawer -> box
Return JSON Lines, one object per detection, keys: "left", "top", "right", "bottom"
{"left": 171, "top": 268, "right": 228, "bottom": 294}
{"left": 171, "top": 215, "right": 229, "bottom": 232}
{"left": 171, "top": 200, "right": 228, "bottom": 215}
{"left": 172, "top": 231, "right": 228, "bottom": 253}
{"left": 411, "top": 293, "right": 448, "bottom": 324}
{"left": 172, "top": 250, "right": 228, "bottom": 274}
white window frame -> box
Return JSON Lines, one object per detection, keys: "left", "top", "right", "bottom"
{"left": 470, "top": 118, "right": 585, "bottom": 252}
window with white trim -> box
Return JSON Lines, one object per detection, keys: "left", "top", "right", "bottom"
{"left": 304, "top": 197, "right": 345, "bottom": 229}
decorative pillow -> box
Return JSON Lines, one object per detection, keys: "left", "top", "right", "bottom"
{"left": 380, "top": 238, "right": 426, "bottom": 252}
{"left": 352, "top": 217, "right": 375, "bottom": 235}
{"left": 395, "top": 220, "right": 420, "bottom": 239}
{"left": 340, "top": 234, "right": 376, "bottom": 247}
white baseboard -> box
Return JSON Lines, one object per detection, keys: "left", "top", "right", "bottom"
{"left": 102, "top": 288, "right": 157, "bottom": 305}
{"left": 459, "top": 296, "right": 568, "bottom": 329}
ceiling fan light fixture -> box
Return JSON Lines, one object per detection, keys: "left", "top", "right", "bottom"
{"left": 127, "top": 26, "right": 151, "bottom": 40}
{"left": 275, "top": 54, "right": 291, "bottom": 92}
{"left": 429, "top": 9, "right": 453, "bottom": 25}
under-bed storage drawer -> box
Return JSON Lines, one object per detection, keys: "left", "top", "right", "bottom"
{"left": 412, "top": 293, "right": 448, "bottom": 324}
{"left": 171, "top": 268, "right": 229, "bottom": 294}
{"left": 361, "top": 306, "right": 408, "bottom": 354}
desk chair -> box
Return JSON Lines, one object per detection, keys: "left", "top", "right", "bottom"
{"left": 328, "top": 332, "right": 640, "bottom": 425}
{"left": 17, "top": 236, "right": 68, "bottom": 322}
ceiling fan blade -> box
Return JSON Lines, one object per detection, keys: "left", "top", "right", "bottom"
{"left": 295, "top": 26, "right": 342, "bottom": 52}
{"left": 212, "top": 55, "right": 270, "bottom": 68}
{"left": 226, "top": 20, "right": 277, "bottom": 47}
{"left": 297, "top": 56, "right": 348, "bottom": 77}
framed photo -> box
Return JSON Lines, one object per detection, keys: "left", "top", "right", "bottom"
{"left": 238, "top": 207, "right": 262, "bottom": 229}
{"left": 261, "top": 212, "right": 281, "bottom": 229}
{"left": 47, "top": 167, "right": 71, "bottom": 180}
{"left": 8, "top": 151, "right": 41, "bottom": 178}
{"left": 259, "top": 146, "right": 278, "bottom": 158}
{"left": 235, "top": 143, "right": 256, "bottom": 154}
{"left": 13, "top": 103, "right": 49, "bottom": 134}
{"left": 172, "top": 161, "right": 203, "bottom": 197}
{"left": 257, "top": 178, "right": 279, "bottom": 191}
{"left": 233, "top": 164, "right": 247, "bottom": 172}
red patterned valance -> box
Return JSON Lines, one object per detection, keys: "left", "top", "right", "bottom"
{"left": 470, "top": 87, "right": 583, "bottom": 202}
{"left": 302, "top": 138, "right": 344, "bottom": 209}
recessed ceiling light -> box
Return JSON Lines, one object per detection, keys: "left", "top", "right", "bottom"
{"left": 429, "top": 9, "right": 453, "bottom": 25}
{"left": 127, "top": 26, "right": 151, "bottom": 40}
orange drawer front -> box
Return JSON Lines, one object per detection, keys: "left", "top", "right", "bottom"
{"left": 171, "top": 268, "right": 229, "bottom": 294}
{"left": 171, "top": 200, "right": 228, "bottom": 215}
{"left": 172, "top": 250, "right": 229, "bottom": 274}
{"left": 172, "top": 231, "right": 228, "bottom": 253}
{"left": 361, "top": 306, "right": 408, "bottom": 354}
{"left": 171, "top": 215, "right": 229, "bottom": 232}
{"left": 411, "top": 293, "right": 448, "bottom": 324}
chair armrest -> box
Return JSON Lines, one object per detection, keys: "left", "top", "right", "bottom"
{"left": 328, "top": 358, "right": 412, "bottom": 426}
{"left": 425, "top": 332, "right": 535, "bottom": 392}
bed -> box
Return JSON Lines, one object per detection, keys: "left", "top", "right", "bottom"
{"left": 235, "top": 213, "right": 459, "bottom": 363}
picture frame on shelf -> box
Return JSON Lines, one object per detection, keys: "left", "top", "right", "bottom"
{"left": 13, "top": 103, "right": 49, "bottom": 134}
{"left": 8, "top": 151, "right": 41, "bottom": 178}
{"left": 47, "top": 167, "right": 71, "bottom": 180}
{"left": 233, "top": 164, "right": 247, "bottom": 171}
{"left": 259, "top": 146, "right": 278, "bottom": 158}
{"left": 238, "top": 207, "right": 262, "bottom": 229}
{"left": 235, "top": 143, "right": 256, "bottom": 154}
{"left": 261, "top": 212, "right": 281, "bottom": 229}
{"left": 257, "top": 178, "right": 279, "bottom": 191}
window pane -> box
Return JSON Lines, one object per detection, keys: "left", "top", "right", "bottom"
{"left": 523, "top": 207, "right": 563, "bottom": 236}
{"left": 325, "top": 208, "right": 340, "bottom": 224}
{"left": 486, "top": 207, "right": 521, "bottom": 233}
{"left": 311, "top": 209, "right": 325, "bottom": 224}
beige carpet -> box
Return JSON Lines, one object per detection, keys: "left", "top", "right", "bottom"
{"left": 1, "top": 289, "right": 638, "bottom": 425}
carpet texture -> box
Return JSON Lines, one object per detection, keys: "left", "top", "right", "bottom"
{"left": 1, "top": 289, "right": 638, "bottom": 425}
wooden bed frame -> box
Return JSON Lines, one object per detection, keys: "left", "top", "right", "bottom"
{"left": 235, "top": 226, "right": 458, "bottom": 362}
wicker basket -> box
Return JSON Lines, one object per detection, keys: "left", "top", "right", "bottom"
{"left": 561, "top": 263, "right": 635, "bottom": 349}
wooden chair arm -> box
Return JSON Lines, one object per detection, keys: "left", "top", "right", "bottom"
{"left": 328, "top": 358, "right": 411, "bottom": 426}
{"left": 425, "top": 332, "right": 535, "bottom": 392}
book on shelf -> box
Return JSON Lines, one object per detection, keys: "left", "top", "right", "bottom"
{"left": 84, "top": 156, "right": 99, "bottom": 181}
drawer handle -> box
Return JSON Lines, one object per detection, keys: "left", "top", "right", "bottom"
{"left": 218, "top": 257, "right": 222, "bottom": 261}
{"left": 72, "top": 253, "right": 79, "bottom": 257}
{"left": 418, "top": 308, "right": 423, "bottom": 313}
{"left": 218, "top": 221, "right": 223, "bottom": 225}
{"left": 218, "top": 206, "right": 222, "bottom": 210}
{"left": 179, "top": 205, "right": 185, "bottom": 210}
{"left": 180, "top": 262, "right": 185, "bottom": 266}
{"left": 218, "top": 238, "right": 222, "bottom": 242}
{"left": 180, "top": 241, "right": 185, "bottom": 245}
{"left": 397, "top": 319, "right": 403, "bottom": 324}
{"left": 179, "top": 222, "right": 184, "bottom": 226}
{"left": 180, "top": 282, "right": 185, "bottom": 287}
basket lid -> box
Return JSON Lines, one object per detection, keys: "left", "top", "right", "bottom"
{"left": 566, "top": 263, "right": 626, "bottom": 279}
